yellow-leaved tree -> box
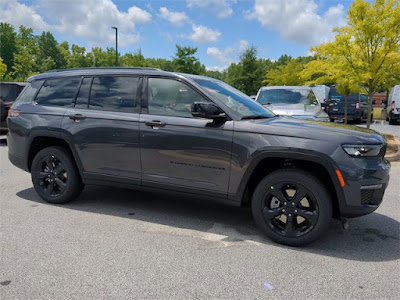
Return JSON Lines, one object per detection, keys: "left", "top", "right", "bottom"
{"left": 304, "top": 0, "right": 400, "bottom": 128}
{"left": 0, "top": 57, "right": 7, "bottom": 79}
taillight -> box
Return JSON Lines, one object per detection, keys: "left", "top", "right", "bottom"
{"left": 323, "top": 98, "right": 326, "bottom": 102}
{"left": 356, "top": 100, "right": 360, "bottom": 111}
{"left": 8, "top": 110, "right": 21, "bottom": 117}
{"left": 326, "top": 106, "right": 330, "bottom": 111}
{"left": 392, "top": 101, "right": 395, "bottom": 111}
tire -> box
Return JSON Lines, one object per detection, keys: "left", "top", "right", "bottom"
{"left": 330, "top": 118, "right": 334, "bottom": 122}
{"left": 251, "top": 169, "right": 332, "bottom": 246}
{"left": 31, "top": 146, "right": 83, "bottom": 204}
{"left": 388, "top": 116, "right": 396, "bottom": 125}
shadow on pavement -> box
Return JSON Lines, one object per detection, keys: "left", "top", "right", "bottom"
{"left": 17, "top": 185, "right": 400, "bottom": 262}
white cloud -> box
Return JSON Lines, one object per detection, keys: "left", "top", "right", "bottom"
{"left": 37, "top": 0, "right": 151, "bottom": 47}
{"left": 248, "top": 0, "right": 346, "bottom": 45}
{"left": 0, "top": 0, "right": 50, "bottom": 31}
{"left": 207, "top": 47, "right": 233, "bottom": 65}
{"left": 189, "top": 25, "right": 221, "bottom": 43}
{"left": 239, "top": 40, "right": 249, "bottom": 53}
{"left": 159, "top": 7, "right": 188, "bottom": 27}
{"left": 206, "top": 65, "right": 228, "bottom": 72}
{"left": 186, "top": 0, "right": 234, "bottom": 18}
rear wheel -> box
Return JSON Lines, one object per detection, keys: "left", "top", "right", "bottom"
{"left": 388, "top": 115, "right": 397, "bottom": 125}
{"left": 251, "top": 169, "right": 332, "bottom": 246}
{"left": 31, "top": 146, "right": 83, "bottom": 204}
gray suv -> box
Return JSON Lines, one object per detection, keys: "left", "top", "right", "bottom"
{"left": 7, "top": 68, "right": 390, "bottom": 246}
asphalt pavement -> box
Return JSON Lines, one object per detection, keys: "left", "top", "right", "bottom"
{"left": 0, "top": 138, "right": 399, "bottom": 300}
{"left": 357, "top": 120, "right": 400, "bottom": 137}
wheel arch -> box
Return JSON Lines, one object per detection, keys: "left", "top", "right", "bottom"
{"left": 235, "top": 150, "right": 345, "bottom": 218}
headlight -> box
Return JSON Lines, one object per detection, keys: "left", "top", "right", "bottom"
{"left": 342, "top": 144, "right": 383, "bottom": 157}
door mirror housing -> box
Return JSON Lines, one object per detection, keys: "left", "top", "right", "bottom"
{"left": 191, "top": 102, "right": 226, "bottom": 119}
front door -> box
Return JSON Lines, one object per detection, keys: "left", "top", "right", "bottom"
{"left": 140, "top": 77, "right": 233, "bottom": 196}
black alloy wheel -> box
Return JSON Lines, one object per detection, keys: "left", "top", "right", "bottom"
{"left": 252, "top": 169, "right": 332, "bottom": 246}
{"left": 31, "top": 146, "right": 83, "bottom": 204}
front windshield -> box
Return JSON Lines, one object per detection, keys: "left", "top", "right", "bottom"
{"left": 192, "top": 78, "right": 275, "bottom": 119}
{"left": 257, "top": 88, "right": 319, "bottom": 105}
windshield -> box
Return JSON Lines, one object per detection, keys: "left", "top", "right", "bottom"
{"left": 257, "top": 88, "right": 319, "bottom": 105}
{"left": 192, "top": 78, "right": 275, "bottom": 119}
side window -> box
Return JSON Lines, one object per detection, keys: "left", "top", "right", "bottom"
{"left": 75, "top": 77, "right": 92, "bottom": 109}
{"left": 15, "top": 80, "right": 43, "bottom": 103}
{"left": 148, "top": 78, "right": 206, "bottom": 118}
{"left": 307, "top": 90, "right": 319, "bottom": 105}
{"left": 360, "top": 94, "right": 368, "bottom": 103}
{"left": 89, "top": 77, "right": 138, "bottom": 112}
{"left": 35, "top": 78, "right": 80, "bottom": 107}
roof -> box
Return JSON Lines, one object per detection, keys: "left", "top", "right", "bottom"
{"left": 28, "top": 67, "right": 177, "bottom": 82}
{"left": 260, "top": 86, "right": 312, "bottom": 90}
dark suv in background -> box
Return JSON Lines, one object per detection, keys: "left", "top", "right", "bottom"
{"left": 7, "top": 68, "right": 390, "bottom": 246}
{"left": 326, "top": 86, "right": 372, "bottom": 123}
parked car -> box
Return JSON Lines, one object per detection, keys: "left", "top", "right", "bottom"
{"left": 326, "top": 86, "right": 372, "bottom": 123}
{"left": 8, "top": 68, "right": 390, "bottom": 246}
{"left": 255, "top": 86, "right": 329, "bottom": 121}
{"left": 386, "top": 85, "right": 400, "bottom": 125}
{"left": 0, "top": 82, "right": 27, "bottom": 131}
{"left": 309, "top": 85, "right": 330, "bottom": 111}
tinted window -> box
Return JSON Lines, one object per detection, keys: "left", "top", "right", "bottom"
{"left": 15, "top": 80, "right": 43, "bottom": 104}
{"left": 75, "top": 77, "right": 92, "bottom": 108}
{"left": 35, "top": 78, "right": 80, "bottom": 107}
{"left": 148, "top": 78, "right": 205, "bottom": 118}
{"left": 192, "top": 78, "right": 274, "bottom": 119}
{"left": 89, "top": 77, "right": 138, "bottom": 112}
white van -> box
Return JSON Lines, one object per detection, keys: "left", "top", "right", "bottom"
{"left": 387, "top": 85, "right": 400, "bottom": 125}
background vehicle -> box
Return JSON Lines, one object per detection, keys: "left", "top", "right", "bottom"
{"left": 255, "top": 86, "right": 329, "bottom": 121}
{"left": 310, "top": 85, "right": 330, "bottom": 111}
{"left": 386, "top": 85, "right": 400, "bottom": 125}
{"left": 0, "top": 82, "right": 27, "bottom": 131}
{"left": 7, "top": 68, "right": 390, "bottom": 246}
{"left": 326, "top": 86, "right": 371, "bottom": 123}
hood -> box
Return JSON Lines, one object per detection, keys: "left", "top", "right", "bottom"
{"left": 237, "top": 116, "right": 385, "bottom": 145}
{"left": 263, "top": 103, "right": 328, "bottom": 119}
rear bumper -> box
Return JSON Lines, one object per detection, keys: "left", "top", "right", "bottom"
{"left": 9, "top": 152, "right": 29, "bottom": 172}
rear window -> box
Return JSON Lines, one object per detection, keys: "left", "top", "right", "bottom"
{"left": 14, "top": 81, "right": 43, "bottom": 104}
{"left": 35, "top": 77, "right": 80, "bottom": 107}
{"left": 258, "top": 88, "right": 318, "bottom": 105}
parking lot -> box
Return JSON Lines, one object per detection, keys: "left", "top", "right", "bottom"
{"left": 1, "top": 133, "right": 399, "bottom": 300}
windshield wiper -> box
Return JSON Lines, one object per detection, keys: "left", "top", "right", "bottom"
{"left": 241, "top": 115, "right": 270, "bottom": 120}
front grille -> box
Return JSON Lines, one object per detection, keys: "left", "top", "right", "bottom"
{"left": 361, "top": 190, "right": 376, "bottom": 205}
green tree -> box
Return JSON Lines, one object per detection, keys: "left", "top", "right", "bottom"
{"left": 0, "top": 57, "right": 7, "bottom": 78}
{"left": 37, "top": 31, "right": 66, "bottom": 72}
{"left": 264, "top": 58, "right": 306, "bottom": 86}
{"left": 67, "top": 44, "right": 91, "bottom": 68}
{"left": 310, "top": 0, "right": 400, "bottom": 128}
{"left": 12, "top": 26, "right": 38, "bottom": 80}
{"left": 0, "top": 23, "right": 17, "bottom": 74}
{"left": 172, "top": 45, "right": 204, "bottom": 74}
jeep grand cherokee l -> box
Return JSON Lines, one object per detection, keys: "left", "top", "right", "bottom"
{"left": 7, "top": 67, "right": 390, "bottom": 246}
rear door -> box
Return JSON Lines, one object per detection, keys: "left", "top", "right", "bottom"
{"left": 62, "top": 76, "right": 142, "bottom": 184}
{"left": 139, "top": 77, "right": 233, "bottom": 196}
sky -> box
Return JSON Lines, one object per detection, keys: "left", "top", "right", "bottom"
{"left": 0, "top": 0, "right": 353, "bottom": 71}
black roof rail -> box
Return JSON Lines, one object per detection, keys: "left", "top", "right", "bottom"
{"left": 46, "top": 67, "right": 162, "bottom": 73}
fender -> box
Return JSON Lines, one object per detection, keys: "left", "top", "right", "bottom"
{"left": 229, "top": 148, "right": 346, "bottom": 212}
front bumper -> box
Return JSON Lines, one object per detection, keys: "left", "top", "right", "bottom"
{"left": 337, "top": 157, "right": 390, "bottom": 218}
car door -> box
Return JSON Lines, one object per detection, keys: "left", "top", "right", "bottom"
{"left": 139, "top": 77, "right": 233, "bottom": 196}
{"left": 62, "top": 75, "right": 142, "bottom": 184}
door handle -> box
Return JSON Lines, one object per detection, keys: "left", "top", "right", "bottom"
{"left": 69, "top": 114, "right": 87, "bottom": 121}
{"left": 145, "top": 120, "right": 166, "bottom": 128}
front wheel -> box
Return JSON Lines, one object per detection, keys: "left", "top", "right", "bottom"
{"left": 31, "top": 146, "right": 83, "bottom": 204}
{"left": 251, "top": 169, "right": 332, "bottom": 246}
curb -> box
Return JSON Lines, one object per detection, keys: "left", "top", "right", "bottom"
{"left": 385, "top": 134, "right": 400, "bottom": 162}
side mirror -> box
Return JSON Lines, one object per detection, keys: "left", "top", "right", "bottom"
{"left": 250, "top": 95, "right": 257, "bottom": 100}
{"left": 191, "top": 102, "right": 226, "bottom": 119}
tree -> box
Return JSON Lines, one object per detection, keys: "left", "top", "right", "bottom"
{"left": 0, "top": 23, "right": 17, "bottom": 74}
{"left": 0, "top": 57, "right": 7, "bottom": 78}
{"left": 68, "top": 44, "right": 91, "bottom": 68}
{"left": 172, "top": 45, "right": 204, "bottom": 74}
{"left": 264, "top": 58, "right": 306, "bottom": 86}
{"left": 12, "top": 26, "right": 38, "bottom": 80}
{"left": 310, "top": 0, "right": 400, "bottom": 128}
{"left": 37, "top": 31, "right": 66, "bottom": 72}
